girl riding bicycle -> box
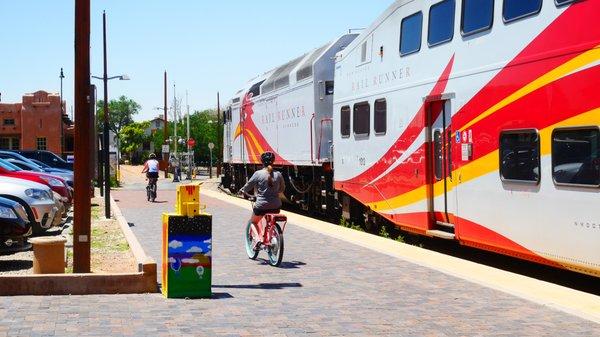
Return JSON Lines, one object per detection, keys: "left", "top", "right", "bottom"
{"left": 240, "top": 151, "right": 285, "bottom": 228}
{"left": 142, "top": 153, "right": 160, "bottom": 201}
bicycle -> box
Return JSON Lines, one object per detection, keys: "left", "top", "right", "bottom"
{"left": 242, "top": 195, "right": 287, "bottom": 267}
{"left": 146, "top": 177, "right": 158, "bottom": 202}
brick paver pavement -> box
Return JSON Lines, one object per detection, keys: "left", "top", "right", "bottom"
{"left": 0, "top": 178, "right": 598, "bottom": 336}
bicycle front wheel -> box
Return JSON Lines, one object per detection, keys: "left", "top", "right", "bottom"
{"left": 244, "top": 222, "right": 259, "bottom": 260}
{"left": 267, "top": 224, "right": 284, "bottom": 267}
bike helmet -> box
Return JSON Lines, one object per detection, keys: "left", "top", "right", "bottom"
{"left": 260, "top": 151, "right": 275, "bottom": 166}
{"left": 149, "top": 153, "right": 156, "bottom": 159}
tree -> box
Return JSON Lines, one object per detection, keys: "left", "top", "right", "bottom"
{"left": 96, "top": 95, "right": 141, "bottom": 162}
{"left": 188, "top": 109, "right": 220, "bottom": 165}
{"left": 96, "top": 95, "right": 141, "bottom": 135}
{"left": 119, "top": 121, "right": 149, "bottom": 162}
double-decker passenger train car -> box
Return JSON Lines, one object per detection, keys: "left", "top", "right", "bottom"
{"left": 333, "top": 0, "right": 600, "bottom": 276}
{"left": 223, "top": 0, "right": 600, "bottom": 277}
{"left": 222, "top": 34, "right": 358, "bottom": 215}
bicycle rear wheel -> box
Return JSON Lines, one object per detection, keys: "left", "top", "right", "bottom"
{"left": 151, "top": 183, "right": 157, "bottom": 202}
{"left": 267, "top": 224, "right": 284, "bottom": 267}
{"left": 244, "top": 222, "right": 259, "bottom": 260}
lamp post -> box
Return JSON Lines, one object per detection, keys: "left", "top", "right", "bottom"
{"left": 59, "top": 68, "right": 65, "bottom": 156}
{"left": 90, "top": 10, "right": 130, "bottom": 219}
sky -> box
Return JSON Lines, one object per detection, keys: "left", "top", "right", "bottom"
{"left": 0, "top": 1, "right": 393, "bottom": 122}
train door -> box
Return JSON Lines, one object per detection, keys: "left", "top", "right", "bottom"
{"left": 426, "top": 99, "right": 456, "bottom": 239}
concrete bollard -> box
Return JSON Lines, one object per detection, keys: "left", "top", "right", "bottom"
{"left": 29, "top": 236, "right": 67, "bottom": 274}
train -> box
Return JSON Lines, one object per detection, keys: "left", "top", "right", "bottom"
{"left": 221, "top": 0, "right": 600, "bottom": 277}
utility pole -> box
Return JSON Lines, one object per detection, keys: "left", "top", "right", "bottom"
{"left": 217, "top": 92, "right": 222, "bottom": 176}
{"left": 163, "top": 71, "right": 168, "bottom": 178}
{"left": 101, "top": 10, "right": 111, "bottom": 219}
{"left": 172, "top": 84, "right": 180, "bottom": 182}
{"left": 186, "top": 91, "right": 191, "bottom": 180}
{"left": 73, "top": 0, "right": 91, "bottom": 273}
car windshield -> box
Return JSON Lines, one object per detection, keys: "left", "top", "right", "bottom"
{"left": 31, "top": 159, "right": 50, "bottom": 168}
{"left": 0, "top": 159, "right": 21, "bottom": 172}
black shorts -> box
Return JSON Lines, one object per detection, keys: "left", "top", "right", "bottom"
{"left": 253, "top": 208, "right": 280, "bottom": 216}
{"left": 146, "top": 172, "right": 159, "bottom": 179}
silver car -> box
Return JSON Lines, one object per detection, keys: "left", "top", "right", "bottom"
{"left": 0, "top": 176, "right": 61, "bottom": 234}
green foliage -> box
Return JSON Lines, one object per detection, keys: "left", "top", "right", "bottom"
{"left": 339, "top": 217, "right": 364, "bottom": 232}
{"left": 96, "top": 95, "right": 141, "bottom": 135}
{"left": 158, "top": 109, "right": 221, "bottom": 165}
{"left": 379, "top": 225, "right": 390, "bottom": 238}
{"left": 119, "top": 121, "right": 150, "bottom": 160}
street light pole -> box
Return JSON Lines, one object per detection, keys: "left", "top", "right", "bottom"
{"left": 60, "top": 68, "right": 65, "bottom": 156}
{"left": 186, "top": 91, "right": 191, "bottom": 180}
{"left": 102, "top": 10, "right": 111, "bottom": 219}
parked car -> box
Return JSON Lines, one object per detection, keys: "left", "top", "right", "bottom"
{"left": 12, "top": 150, "right": 73, "bottom": 170}
{"left": 0, "top": 159, "right": 72, "bottom": 212}
{"left": 0, "top": 196, "right": 32, "bottom": 254}
{"left": 4, "top": 158, "right": 74, "bottom": 187}
{"left": 0, "top": 176, "right": 61, "bottom": 234}
{"left": 0, "top": 151, "right": 74, "bottom": 185}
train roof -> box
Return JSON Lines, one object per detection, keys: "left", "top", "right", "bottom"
{"left": 336, "top": 0, "right": 408, "bottom": 61}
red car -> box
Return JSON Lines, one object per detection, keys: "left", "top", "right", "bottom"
{"left": 0, "top": 159, "right": 72, "bottom": 209}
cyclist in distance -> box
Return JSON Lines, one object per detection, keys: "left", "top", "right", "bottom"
{"left": 240, "top": 151, "right": 285, "bottom": 227}
{"left": 142, "top": 153, "right": 160, "bottom": 178}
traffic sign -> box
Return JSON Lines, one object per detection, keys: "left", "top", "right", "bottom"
{"left": 188, "top": 138, "right": 196, "bottom": 147}
{"left": 208, "top": 142, "right": 215, "bottom": 150}
{"left": 162, "top": 145, "right": 170, "bottom": 153}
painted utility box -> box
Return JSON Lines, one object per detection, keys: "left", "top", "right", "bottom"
{"left": 162, "top": 183, "right": 212, "bottom": 298}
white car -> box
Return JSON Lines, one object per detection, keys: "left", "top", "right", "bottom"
{"left": 0, "top": 176, "right": 61, "bottom": 234}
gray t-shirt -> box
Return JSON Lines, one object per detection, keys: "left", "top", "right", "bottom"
{"left": 241, "top": 169, "right": 285, "bottom": 210}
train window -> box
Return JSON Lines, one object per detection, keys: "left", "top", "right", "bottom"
{"left": 461, "top": 0, "right": 494, "bottom": 36}
{"left": 374, "top": 99, "right": 386, "bottom": 135}
{"left": 552, "top": 128, "right": 600, "bottom": 187}
{"left": 434, "top": 131, "right": 443, "bottom": 180}
{"left": 249, "top": 80, "right": 264, "bottom": 98}
{"left": 428, "top": 0, "right": 455, "bottom": 47}
{"left": 499, "top": 130, "right": 540, "bottom": 183}
{"left": 353, "top": 102, "right": 370, "bottom": 136}
{"left": 503, "top": 0, "right": 542, "bottom": 23}
{"left": 341, "top": 106, "right": 351, "bottom": 138}
{"left": 400, "top": 12, "right": 423, "bottom": 56}
{"left": 555, "top": 0, "right": 575, "bottom": 6}
{"left": 325, "top": 81, "right": 334, "bottom": 95}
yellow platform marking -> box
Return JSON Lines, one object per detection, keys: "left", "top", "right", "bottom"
{"left": 201, "top": 188, "right": 600, "bottom": 323}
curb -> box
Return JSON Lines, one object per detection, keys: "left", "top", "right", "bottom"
{"left": 0, "top": 194, "right": 158, "bottom": 296}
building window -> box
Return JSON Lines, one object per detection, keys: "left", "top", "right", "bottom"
{"left": 428, "top": 0, "right": 455, "bottom": 47}
{"left": 552, "top": 127, "right": 600, "bottom": 187}
{"left": 36, "top": 137, "right": 47, "bottom": 151}
{"left": 374, "top": 99, "right": 387, "bottom": 135}
{"left": 500, "top": 130, "right": 540, "bottom": 183}
{"left": 503, "top": 0, "right": 542, "bottom": 23}
{"left": 1, "top": 137, "right": 19, "bottom": 150}
{"left": 3, "top": 119, "right": 15, "bottom": 126}
{"left": 353, "top": 102, "right": 370, "bottom": 136}
{"left": 462, "top": 0, "right": 494, "bottom": 36}
{"left": 400, "top": 12, "right": 423, "bottom": 56}
{"left": 340, "top": 106, "right": 351, "bottom": 138}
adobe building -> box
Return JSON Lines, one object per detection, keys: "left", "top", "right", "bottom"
{"left": 0, "top": 90, "right": 73, "bottom": 157}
